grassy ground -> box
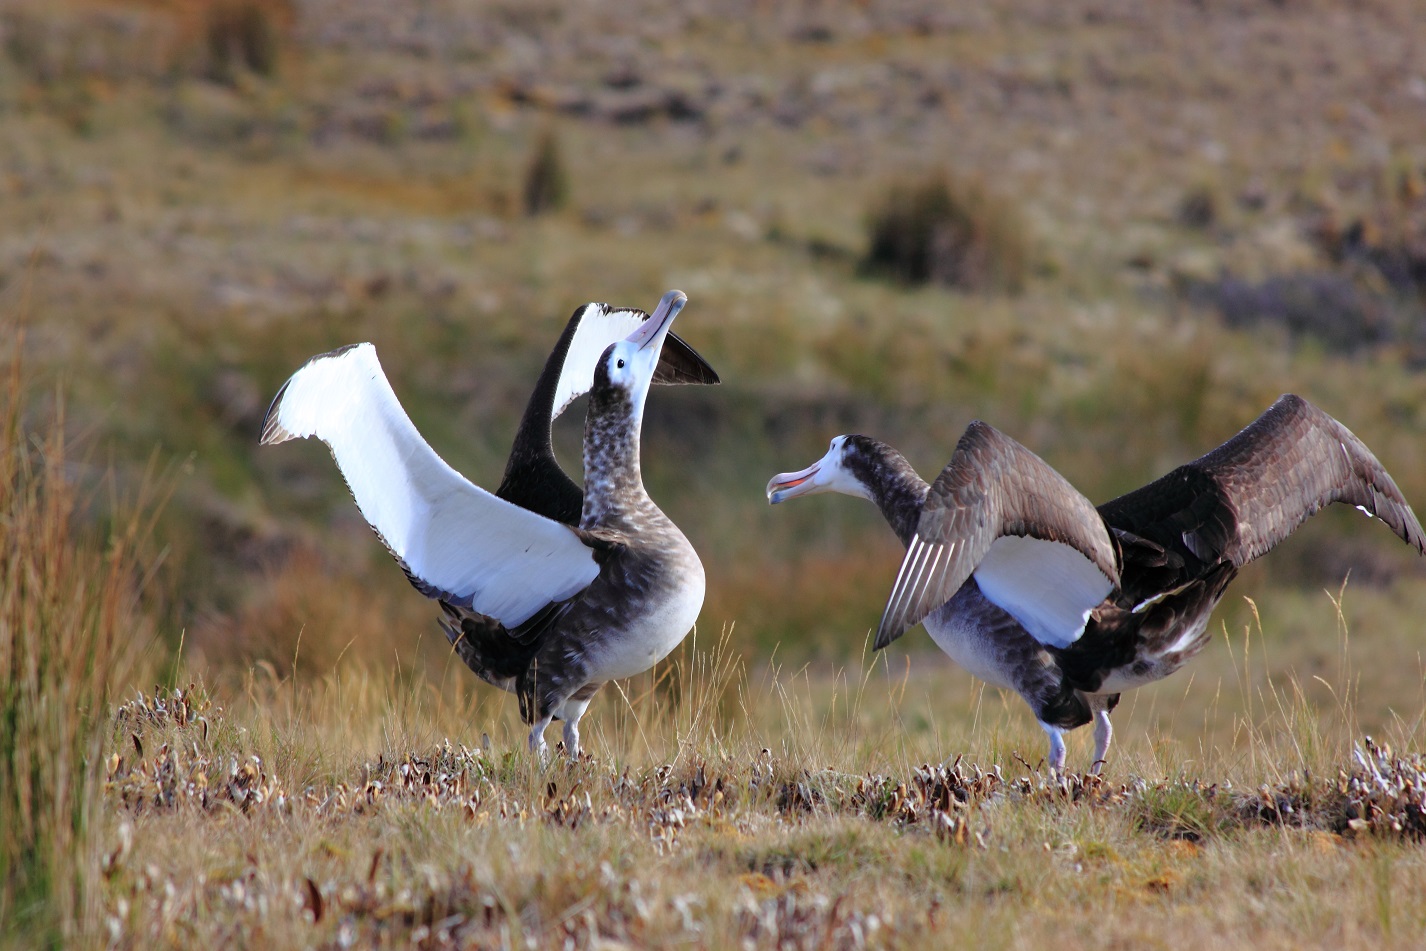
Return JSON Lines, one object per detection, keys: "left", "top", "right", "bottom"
{"left": 4, "top": 0, "right": 1426, "bottom": 945}
{"left": 96, "top": 614, "right": 1426, "bottom": 950}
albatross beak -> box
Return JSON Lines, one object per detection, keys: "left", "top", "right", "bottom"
{"left": 766, "top": 463, "right": 823, "bottom": 504}
{"left": 626, "top": 290, "right": 688, "bottom": 353}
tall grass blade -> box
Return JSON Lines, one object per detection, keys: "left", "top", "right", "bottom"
{"left": 0, "top": 328, "right": 160, "bottom": 946}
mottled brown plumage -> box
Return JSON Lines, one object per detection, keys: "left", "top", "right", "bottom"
{"left": 767, "top": 395, "right": 1425, "bottom": 772}
{"left": 877, "top": 422, "right": 1120, "bottom": 650}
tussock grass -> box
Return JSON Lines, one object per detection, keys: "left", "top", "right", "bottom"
{"left": 203, "top": 0, "right": 291, "bottom": 83}
{"left": 0, "top": 0, "right": 293, "bottom": 88}
{"left": 0, "top": 327, "right": 162, "bottom": 945}
{"left": 522, "top": 128, "right": 571, "bottom": 217}
{"left": 861, "top": 170, "right": 1030, "bottom": 294}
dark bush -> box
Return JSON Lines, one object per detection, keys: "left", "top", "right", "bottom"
{"left": 1177, "top": 183, "right": 1221, "bottom": 230}
{"left": 861, "top": 170, "right": 1029, "bottom": 293}
{"left": 206, "top": 0, "right": 289, "bottom": 82}
{"left": 522, "top": 129, "right": 571, "bottom": 217}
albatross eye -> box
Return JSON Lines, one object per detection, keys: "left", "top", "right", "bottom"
{"left": 617, "top": 359, "right": 626, "bottom": 369}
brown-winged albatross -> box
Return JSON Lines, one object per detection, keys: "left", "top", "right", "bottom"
{"left": 261, "top": 290, "right": 707, "bottom": 757}
{"left": 766, "top": 395, "right": 1425, "bottom": 773}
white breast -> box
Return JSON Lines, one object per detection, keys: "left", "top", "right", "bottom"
{"left": 588, "top": 556, "right": 706, "bottom": 682}
{"left": 921, "top": 595, "right": 1015, "bottom": 690}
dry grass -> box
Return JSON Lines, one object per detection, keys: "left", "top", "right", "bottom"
{"left": 91, "top": 603, "right": 1426, "bottom": 949}
{"left": 0, "top": 325, "right": 163, "bottom": 945}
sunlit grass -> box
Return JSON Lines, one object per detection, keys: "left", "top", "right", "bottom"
{"left": 0, "top": 326, "right": 163, "bottom": 946}
{"left": 90, "top": 592, "right": 1426, "bottom": 948}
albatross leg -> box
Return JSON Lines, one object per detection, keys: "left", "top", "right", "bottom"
{"left": 1089, "top": 698, "right": 1114, "bottom": 775}
{"left": 1039, "top": 721, "right": 1066, "bottom": 775}
{"left": 528, "top": 716, "right": 553, "bottom": 760}
{"left": 561, "top": 697, "right": 593, "bottom": 758}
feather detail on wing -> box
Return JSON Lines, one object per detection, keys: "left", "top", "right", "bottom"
{"left": 550, "top": 304, "right": 718, "bottom": 421}
{"left": 875, "top": 422, "right": 1118, "bottom": 650}
{"left": 1096, "top": 394, "right": 1426, "bottom": 570}
{"left": 260, "top": 343, "right": 601, "bottom": 628}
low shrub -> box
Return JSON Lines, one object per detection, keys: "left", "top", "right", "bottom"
{"left": 204, "top": 0, "right": 292, "bottom": 83}
{"left": 861, "top": 170, "right": 1030, "bottom": 293}
{"left": 1176, "top": 181, "right": 1223, "bottom": 230}
{"left": 522, "top": 128, "right": 571, "bottom": 217}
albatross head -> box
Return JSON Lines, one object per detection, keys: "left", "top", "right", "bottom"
{"left": 595, "top": 290, "right": 687, "bottom": 409}
{"left": 766, "top": 435, "right": 878, "bottom": 504}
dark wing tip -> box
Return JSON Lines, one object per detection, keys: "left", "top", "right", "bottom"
{"left": 1370, "top": 481, "right": 1426, "bottom": 555}
{"left": 1293, "top": 393, "right": 1426, "bottom": 556}
{"left": 873, "top": 615, "right": 910, "bottom": 651}
{"left": 258, "top": 343, "right": 370, "bottom": 446}
{"left": 258, "top": 378, "right": 294, "bottom": 445}
{"left": 1183, "top": 393, "right": 1426, "bottom": 566}
{"left": 652, "top": 331, "right": 720, "bottom": 386}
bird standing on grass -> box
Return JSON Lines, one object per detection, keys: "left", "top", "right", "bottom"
{"left": 262, "top": 291, "right": 711, "bottom": 757}
{"left": 767, "top": 396, "right": 1425, "bottom": 773}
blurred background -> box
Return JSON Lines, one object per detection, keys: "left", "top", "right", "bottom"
{"left": 3, "top": 0, "right": 1425, "bottom": 710}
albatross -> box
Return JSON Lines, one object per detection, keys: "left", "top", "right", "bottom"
{"left": 261, "top": 290, "right": 708, "bottom": 757}
{"left": 766, "top": 396, "right": 1425, "bottom": 773}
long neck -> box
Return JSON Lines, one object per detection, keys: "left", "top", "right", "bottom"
{"left": 495, "top": 316, "right": 584, "bottom": 524}
{"left": 580, "top": 387, "right": 649, "bottom": 528}
{"left": 852, "top": 441, "right": 931, "bottom": 546}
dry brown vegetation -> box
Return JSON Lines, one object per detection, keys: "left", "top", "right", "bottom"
{"left": 90, "top": 621, "right": 1426, "bottom": 949}
{"left": 4, "top": 0, "right": 1426, "bottom": 945}
{"left": 862, "top": 170, "right": 1030, "bottom": 292}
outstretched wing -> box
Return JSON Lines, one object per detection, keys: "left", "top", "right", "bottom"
{"left": 1097, "top": 394, "right": 1426, "bottom": 574}
{"left": 550, "top": 301, "right": 719, "bottom": 420}
{"left": 261, "top": 343, "right": 601, "bottom": 628}
{"left": 877, "top": 422, "right": 1118, "bottom": 650}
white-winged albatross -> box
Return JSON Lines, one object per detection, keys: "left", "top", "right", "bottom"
{"left": 261, "top": 290, "right": 707, "bottom": 757}
{"left": 766, "top": 396, "right": 1425, "bottom": 773}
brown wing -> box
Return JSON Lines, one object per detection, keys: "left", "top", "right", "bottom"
{"left": 875, "top": 422, "right": 1119, "bottom": 649}
{"left": 1096, "top": 394, "right": 1426, "bottom": 577}
{"left": 652, "top": 332, "right": 721, "bottom": 386}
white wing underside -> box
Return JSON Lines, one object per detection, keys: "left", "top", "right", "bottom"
{"left": 971, "top": 535, "right": 1114, "bottom": 649}
{"left": 264, "top": 344, "right": 600, "bottom": 628}
{"left": 551, "top": 306, "right": 652, "bottom": 420}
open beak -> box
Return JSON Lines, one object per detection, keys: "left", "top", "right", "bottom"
{"left": 626, "top": 290, "right": 688, "bottom": 353}
{"left": 766, "top": 462, "right": 822, "bottom": 504}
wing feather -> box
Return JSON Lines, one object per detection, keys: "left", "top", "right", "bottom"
{"left": 261, "top": 343, "right": 601, "bottom": 628}
{"left": 1097, "top": 394, "right": 1426, "bottom": 570}
{"left": 875, "top": 422, "right": 1118, "bottom": 650}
